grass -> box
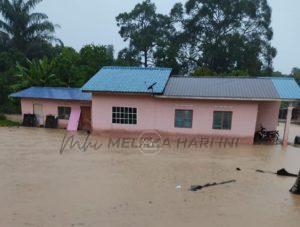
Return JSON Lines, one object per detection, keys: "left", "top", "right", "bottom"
{"left": 0, "top": 114, "right": 20, "bottom": 127}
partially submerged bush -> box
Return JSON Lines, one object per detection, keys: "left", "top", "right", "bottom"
{"left": 0, "top": 114, "right": 7, "bottom": 121}
{"left": 0, "top": 114, "right": 6, "bottom": 121}
{"left": 0, "top": 114, "right": 19, "bottom": 127}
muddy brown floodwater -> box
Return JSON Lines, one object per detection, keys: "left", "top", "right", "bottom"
{"left": 0, "top": 124, "right": 300, "bottom": 227}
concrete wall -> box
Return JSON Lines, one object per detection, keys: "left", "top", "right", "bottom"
{"left": 92, "top": 94, "right": 262, "bottom": 143}
{"left": 20, "top": 96, "right": 281, "bottom": 144}
{"left": 21, "top": 98, "right": 91, "bottom": 128}
{"left": 256, "top": 101, "right": 280, "bottom": 131}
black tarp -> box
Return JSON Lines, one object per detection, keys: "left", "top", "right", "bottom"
{"left": 45, "top": 115, "right": 58, "bottom": 129}
{"left": 23, "top": 114, "right": 37, "bottom": 127}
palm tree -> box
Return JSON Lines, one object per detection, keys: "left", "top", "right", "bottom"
{"left": 0, "top": 0, "right": 60, "bottom": 54}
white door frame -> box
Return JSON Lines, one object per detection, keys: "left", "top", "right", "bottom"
{"left": 33, "top": 104, "right": 44, "bottom": 126}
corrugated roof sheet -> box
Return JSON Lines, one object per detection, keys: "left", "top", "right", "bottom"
{"left": 10, "top": 87, "right": 92, "bottom": 101}
{"left": 162, "top": 77, "right": 300, "bottom": 100}
{"left": 10, "top": 77, "right": 300, "bottom": 102}
{"left": 271, "top": 78, "right": 300, "bottom": 100}
{"left": 81, "top": 66, "right": 172, "bottom": 94}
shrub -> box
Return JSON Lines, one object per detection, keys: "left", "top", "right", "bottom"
{"left": 0, "top": 114, "right": 19, "bottom": 127}
{"left": 0, "top": 114, "right": 6, "bottom": 121}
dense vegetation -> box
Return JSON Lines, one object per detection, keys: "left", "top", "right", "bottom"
{"left": 0, "top": 0, "right": 299, "bottom": 114}
{"left": 0, "top": 114, "right": 19, "bottom": 126}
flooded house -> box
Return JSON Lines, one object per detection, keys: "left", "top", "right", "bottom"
{"left": 10, "top": 66, "right": 300, "bottom": 144}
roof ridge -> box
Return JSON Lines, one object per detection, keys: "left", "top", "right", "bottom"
{"left": 102, "top": 66, "right": 172, "bottom": 71}
{"left": 30, "top": 86, "right": 81, "bottom": 89}
{"left": 170, "top": 76, "right": 295, "bottom": 80}
{"left": 268, "top": 77, "right": 294, "bottom": 80}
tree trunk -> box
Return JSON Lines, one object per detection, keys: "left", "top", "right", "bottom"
{"left": 290, "top": 170, "right": 300, "bottom": 195}
{"left": 144, "top": 49, "right": 148, "bottom": 68}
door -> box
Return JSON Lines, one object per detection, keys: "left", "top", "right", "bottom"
{"left": 33, "top": 104, "right": 44, "bottom": 126}
{"left": 79, "top": 106, "right": 92, "bottom": 131}
{"left": 67, "top": 106, "right": 81, "bottom": 131}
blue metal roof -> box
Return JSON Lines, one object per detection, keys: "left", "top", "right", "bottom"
{"left": 271, "top": 78, "right": 300, "bottom": 100}
{"left": 10, "top": 87, "right": 92, "bottom": 101}
{"left": 9, "top": 77, "right": 300, "bottom": 102}
{"left": 81, "top": 66, "right": 172, "bottom": 94}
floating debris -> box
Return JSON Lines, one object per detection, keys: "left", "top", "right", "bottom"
{"left": 176, "top": 184, "right": 182, "bottom": 191}
{"left": 236, "top": 168, "right": 241, "bottom": 171}
{"left": 256, "top": 169, "right": 265, "bottom": 173}
{"left": 277, "top": 168, "right": 298, "bottom": 177}
{"left": 290, "top": 171, "right": 300, "bottom": 195}
{"left": 256, "top": 168, "right": 297, "bottom": 177}
{"left": 189, "top": 180, "right": 236, "bottom": 192}
{"left": 294, "top": 136, "right": 300, "bottom": 145}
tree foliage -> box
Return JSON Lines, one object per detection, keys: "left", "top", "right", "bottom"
{"left": 0, "top": 0, "right": 297, "bottom": 115}
{"left": 79, "top": 44, "right": 114, "bottom": 78}
{"left": 115, "top": 47, "right": 141, "bottom": 66}
{"left": 192, "top": 67, "right": 217, "bottom": 77}
{"left": 53, "top": 47, "right": 81, "bottom": 87}
{"left": 292, "top": 67, "right": 300, "bottom": 85}
{"left": 116, "top": 0, "right": 164, "bottom": 67}
{"left": 0, "top": 0, "right": 60, "bottom": 57}
{"left": 16, "top": 57, "right": 57, "bottom": 87}
{"left": 179, "top": 0, "right": 276, "bottom": 75}
{"left": 117, "top": 0, "right": 277, "bottom": 76}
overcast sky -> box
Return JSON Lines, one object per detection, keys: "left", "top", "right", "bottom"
{"left": 36, "top": 0, "right": 300, "bottom": 74}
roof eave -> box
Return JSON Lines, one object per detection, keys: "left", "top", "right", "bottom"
{"left": 9, "top": 96, "right": 91, "bottom": 102}
{"left": 81, "top": 90, "right": 162, "bottom": 95}
{"left": 155, "top": 95, "right": 286, "bottom": 102}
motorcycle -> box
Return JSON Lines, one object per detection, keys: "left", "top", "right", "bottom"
{"left": 255, "top": 126, "right": 279, "bottom": 143}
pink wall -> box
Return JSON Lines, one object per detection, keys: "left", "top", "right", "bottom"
{"left": 92, "top": 94, "right": 263, "bottom": 143}
{"left": 255, "top": 101, "right": 280, "bottom": 131}
{"left": 21, "top": 99, "right": 91, "bottom": 128}
{"left": 20, "top": 96, "right": 281, "bottom": 144}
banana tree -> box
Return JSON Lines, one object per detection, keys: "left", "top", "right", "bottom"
{"left": 16, "top": 57, "right": 57, "bottom": 87}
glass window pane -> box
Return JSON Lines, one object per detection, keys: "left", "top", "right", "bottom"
{"left": 185, "top": 110, "right": 191, "bottom": 118}
{"left": 175, "top": 120, "right": 182, "bottom": 128}
{"left": 175, "top": 110, "right": 193, "bottom": 128}
{"left": 223, "top": 112, "right": 232, "bottom": 129}
{"left": 213, "top": 112, "right": 222, "bottom": 129}
{"left": 185, "top": 121, "right": 192, "bottom": 128}
{"left": 213, "top": 111, "right": 232, "bottom": 130}
{"left": 112, "top": 107, "right": 137, "bottom": 125}
{"left": 58, "top": 107, "right": 71, "bottom": 120}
